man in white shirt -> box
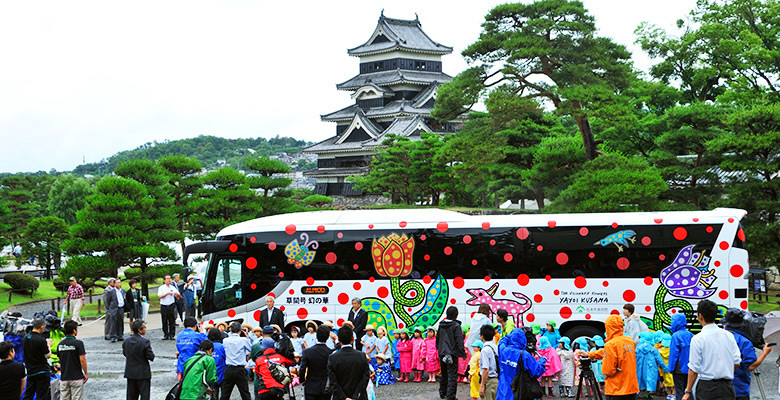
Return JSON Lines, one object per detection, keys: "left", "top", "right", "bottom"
{"left": 683, "top": 299, "right": 741, "bottom": 400}
{"left": 103, "top": 278, "right": 116, "bottom": 340}
{"left": 110, "top": 278, "right": 126, "bottom": 342}
{"left": 157, "top": 275, "right": 180, "bottom": 340}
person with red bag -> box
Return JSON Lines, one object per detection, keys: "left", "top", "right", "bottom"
{"left": 254, "top": 337, "right": 293, "bottom": 400}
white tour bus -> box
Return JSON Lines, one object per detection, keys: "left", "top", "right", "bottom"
{"left": 184, "top": 208, "right": 749, "bottom": 338}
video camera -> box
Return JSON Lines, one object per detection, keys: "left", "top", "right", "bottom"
{"left": 578, "top": 357, "right": 593, "bottom": 370}
{"left": 723, "top": 308, "right": 766, "bottom": 349}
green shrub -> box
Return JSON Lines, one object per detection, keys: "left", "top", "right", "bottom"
{"left": 93, "top": 280, "right": 108, "bottom": 289}
{"left": 52, "top": 277, "right": 68, "bottom": 291}
{"left": 303, "top": 194, "right": 334, "bottom": 207}
{"left": 5, "top": 272, "right": 40, "bottom": 293}
{"left": 60, "top": 255, "right": 115, "bottom": 281}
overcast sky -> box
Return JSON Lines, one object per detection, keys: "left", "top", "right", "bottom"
{"left": 0, "top": 0, "right": 697, "bottom": 173}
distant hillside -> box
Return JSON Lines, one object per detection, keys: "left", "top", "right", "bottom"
{"left": 72, "top": 135, "right": 312, "bottom": 175}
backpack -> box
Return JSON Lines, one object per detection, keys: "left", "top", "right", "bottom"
{"left": 165, "top": 354, "right": 205, "bottom": 400}
{"left": 510, "top": 350, "right": 544, "bottom": 400}
{"left": 259, "top": 355, "right": 291, "bottom": 386}
{"left": 522, "top": 327, "right": 537, "bottom": 354}
{"left": 273, "top": 332, "right": 295, "bottom": 361}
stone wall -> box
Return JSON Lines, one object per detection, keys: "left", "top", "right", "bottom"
{"left": 331, "top": 195, "right": 391, "bottom": 208}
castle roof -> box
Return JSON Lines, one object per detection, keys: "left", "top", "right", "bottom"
{"left": 348, "top": 13, "right": 453, "bottom": 56}
{"left": 336, "top": 69, "right": 451, "bottom": 91}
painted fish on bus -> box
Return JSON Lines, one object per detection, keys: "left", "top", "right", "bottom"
{"left": 465, "top": 283, "right": 531, "bottom": 327}
{"left": 361, "top": 233, "right": 450, "bottom": 332}
{"left": 285, "top": 233, "right": 318, "bottom": 269}
{"left": 594, "top": 230, "right": 637, "bottom": 252}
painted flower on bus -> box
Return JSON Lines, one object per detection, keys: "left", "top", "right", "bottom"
{"left": 372, "top": 233, "right": 415, "bottom": 278}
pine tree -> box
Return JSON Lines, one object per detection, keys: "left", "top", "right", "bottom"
{"left": 189, "top": 167, "right": 261, "bottom": 240}
{"left": 158, "top": 155, "right": 203, "bottom": 254}
{"left": 22, "top": 216, "right": 69, "bottom": 279}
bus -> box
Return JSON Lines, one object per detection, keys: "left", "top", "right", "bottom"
{"left": 183, "top": 208, "right": 749, "bottom": 338}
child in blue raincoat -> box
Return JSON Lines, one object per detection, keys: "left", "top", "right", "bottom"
{"left": 541, "top": 321, "right": 562, "bottom": 348}
{"left": 636, "top": 331, "right": 668, "bottom": 397}
{"left": 590, "top": 335, "right": 606, "bottom": 389}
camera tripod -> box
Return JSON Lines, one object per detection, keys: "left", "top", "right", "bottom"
{"left": 575, "top": 366, "right": 603, "bottom": 400}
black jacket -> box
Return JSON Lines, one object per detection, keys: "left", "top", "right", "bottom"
{"left": 300, "top": 343, "right": 334, "bottom": 396}
{"left": 347, "top": 309, "right": 368, "bottom": 340}
{"left": 328, "top": 346, "right": 370, "bottom": 400}
{"left": 436, "top": 319, "right": 466, "bottom": 358}
{"left": 122, "top": 333, "right": 155, "bottom": 380}
{"left": 124, "top": 289, "right": 141, "bottom": 313}
{"left": 259, "top": 307, "right": 285, "bottom": 328}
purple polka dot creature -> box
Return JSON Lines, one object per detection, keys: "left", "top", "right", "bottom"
{"left": 660, "top": 245, "right": 717, "bottom": 299}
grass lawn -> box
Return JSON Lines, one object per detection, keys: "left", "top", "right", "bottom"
{"left": 748, "top": 300, "right": 780, "bottom": 314}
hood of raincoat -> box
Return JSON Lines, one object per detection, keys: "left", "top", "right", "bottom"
{"left": 605, "top": 314, "right": 625, "bottom": 342}
{"left": 636, "top": 332, "right": 655, "bottom": 355}
{"left": 506, "top": 325, "right": 528, "bottom": 349}
{"left": 538, "top": 336, "right": 552, "bottom": 350}
{"left": 574, "top": 337, "right": 589, "bottom": 351}
{"left": 661, "top": 334, "right": 672, "bottom": 347}
{"left": 670, "top": 313, "right": 688, "bottom": 333}
{"left": 531, "top": 323, "right": 541, "bottom": 335}
{"left": 558, "top": 337, "right": 571, "bottom": 350}
{"left": 653, "top": 331, "right": 663, "bottom": 343}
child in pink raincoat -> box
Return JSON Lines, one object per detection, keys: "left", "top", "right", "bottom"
{"left": 411, "top": 327, "right": 426, "bottom": 382}
{"left": 397, "top": 329, "right": 413, "bottom": 382}
{"left": 537, "top": 336, "right": 563, "bottom": 398}
{"left": 424, "top": 327, "right": 440, "bottom": 382}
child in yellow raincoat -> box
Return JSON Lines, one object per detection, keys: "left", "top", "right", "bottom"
{"left": 468, "top": 340, "right": 483, "bottom": 400}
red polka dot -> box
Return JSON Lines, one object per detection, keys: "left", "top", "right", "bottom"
{"left": 317, "top": 225, "right": 325, "bottom": 233}
{"left": 450, "top": 298, "right": 456, "bottom": 304}
{"left": 738, "top": 229, "right": 746, "bottom": 242}
{"left": 714, "top": 260, "right": 721, "bottom": 267}
{"left": 444, "top": 246, "right": 453, "bottom": 255}
{"left": 463, "top": 235, "right": 472, "bottom": 244}
{"left": 399, "top": 221, "right": 407, "bottom": 228}
{"left": 322, "top": 306, "right": 328, "bottom": 312}
{"left": 306, "top": 277, "right": 314, "bottom": 285}
{"left": 728, "top": 218, "right": 735, "bottom": 223}
{"left": 579, "top": 227, "right": 589, "bottom": 236}
{"left": 420, "top": 234, "right": 426, "bottom": 241}
{"left": 719, "top": 290, "right": 728, "bottom": 300}
{"left": 354, "top": 242, "right": 363, "bottom": 251}
{"left": 641, "top": 236, "right": 651, "bottom": 246}
{"left": 706, "top": 226, "right": 713, "bottom": 233}
{"left": 731, "top": 264, "right": 744, "bottom": 278}
{"left": 278, "top": 272, "right": 284, "bottom": 278}
{"left": 423, "top": 275, "right": 432, "bottom": 284}
{"left": 740, "top": 300, "right": 747, "bottom": 310}
{"left": 556, "top": 252, "right": 569, "bottom": 265}
{"left": 617, "top": 257, "right": 630, "bottom": 270}
{"left": 534, "top": 294, "right": 543, "bottom": 303}
{"left": 560, "top": 307, "right": 572, "bottom": 319}
{"left": 327, "top": 282, "right": 333, "bottom": 287}
{"left": 437, "top": 222, "right": 449, "bottom": 233}
{"left": 285, "top": 225, "right": 296, "bottom": 235}
{"left": 490, "top": 240, "right": 496, "bottom": 246}
{"left": 517, "top": 274, "right": 529, "bottom": 286}
{"left": 246, "top": 257, "right": 257, "bottom": 269}
{"left": 250, "top": 283, "right": 257, "bottom": 290}
{"left": 719, "top": 241, "right": 729, "bottom": 250}
{"left": 453, "top": 277, "right": 464, "bottom": 289}
{"left": 484, "top": 276, "right": 490, "bottom": 282}
{"left": 673, "top": 227, "right": 687, "bottom": 240}
{"left": 338, "top": 293, "right": 349, "bottom": 304}
{"left": 516, "top": 228, "right": 529, "bottom": 240}
{"left": 537, "top": 245, "right": 544, "bottom": 252}
{"left": 610, "top": 309, "right": 620, "bottom": 315}
{"left": 369, "top": 277, "right": 375, "bottom": 282}
{"left": 645, "top": 306, "right": 651, "bottom": 312}
{"left": 228, "top": 309, "right": 236, "bottom": 318}
{"left": 548, "top": 221, "right": 556, "bottom": 228}
{"left": 424, "top": 254, "right": 431, "bottom": 261}
{"left": 526, "top": 313, "right": 535, "bottom": 322}
{"left": 659, "top": 254, "right": 666, "bottom": 261}
{"left": 554, "top": 289, "right": 560, "bottom": 296}
{"left": 279, "top": 306, "right": 285, "bottom": 311}
{"left": 337, "top": 318, "right": 345, "bottom": 326}
{"left": 253, "top": 310, "right": 261, "bottom": 321}
{"left": 337, "top": 232, "right": 343, "bottom": 239}
{"left": 693, "top": 217, "right": 699, "bottom": 222}
{"left": 654, "top": 218, "right": 663, "bottom": 224}
{"left": 644, "top": 276, "right": 653, "bottom": 285}
{"left": 545, "top": 275, "right": 551, "bottom": 281}
{"left": 368, "top": 224, "right": 374, "bottom": 229}
{"left": 325, "top": 252, "right": 337, "bottom": 264}
{"left": 397, "top": 322, "right": 404, "bottom": 329}
{"left": 250, "top": 236, "right": 256, "bottom": 243}
{"left": 611, "top": 222, "right": 618, "bottom": 228}
{"left": 504, "top": 253, "right": 513, "bottom": 262}
{"left": 500, "top": 290, "right": 507, "bottom": 296}
{"left": 353, "top": 282, "right": 361, "bottom": 290}
{"left": 289, "top": 289, "right": 295, "bottom": 295}
{"left": 229, "top": 243, "right": 238, "bottom": 252}
{"left": 574, "top": 276, "right": 587, "bottom": 289}
{"left": 586, "top": 314, "right": 593, "bottom": 320}
{"left": 623, "top": 290, "right": 636, "bottom": 302}
{"left": 378, "top": 287, "right": 388, "bottom": 298}
{"left": 352, "top": 264, "right": 359, "bottom": 270}
{"left": 482, "top": 222, "right": 490, "bottom": 230}
{"left": 268, "top": 242, "right": 277, "bottom": 250}
{"left": 589, "top": 252, "right": 595, "bottom": 259}
{"left": 603, "top": 281, "right": 609, "bottom": 287}
{"left": 472, "top": 259, "right": 478, "bottom": 266}
{"left": 407, "top": 307, "right": 412, "bottom": 312}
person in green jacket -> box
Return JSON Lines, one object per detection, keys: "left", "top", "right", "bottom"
{"left": 181, "top": 339, "right": 217, "bottom": 400}
{"left": 496, "top": 309, "right": 515, "bottom": 339}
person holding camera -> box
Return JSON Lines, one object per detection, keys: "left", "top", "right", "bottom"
{"left": 176, "top": 317, "right": 208, "bottom": 379}
{"left": 722, "top": 308, "right": 774, "bottom": 400}
{"left": 437, "top": 306, "right": 466, "bottom": 400}
{"left": 601, "top": 314, "right": 639, "bottom": 400}
{"left": 496, "top": 325, "right": 546, "bottom": 400}
{"left": 22, "top": 318, "right": 52, "bottom": 400}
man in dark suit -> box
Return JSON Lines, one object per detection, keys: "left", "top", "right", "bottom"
{"left": 103, "top": 278, "right": 116, "bottom": 340}
{"left": 327, "top": 326, "right": 370, "bottom": 400}
{"left": 123, "top": 320, "right": 155, "bottom": 400}
{"left": 259, "top": 296, "right": 285, "bottom": 328}
{"left": 347, "top": 298, "right": 367, "bottom": 351}
{"left": 109, "top": 278, "right": 127, "bottom": 342}
{"left": 300, "top": 325, "right": 335, "bottom": 400}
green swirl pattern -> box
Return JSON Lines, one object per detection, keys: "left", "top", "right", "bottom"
{"left": 408, "top": 275, "right": 449, "bottom": 331}
{"left": 652, "top": 285, "right": 693, "bottom": 333}
{"left": 362, "top": 297, "right": 398, "bottom": 332}
{"left": 391, "top": 277, "right": 426, "bottom": 326}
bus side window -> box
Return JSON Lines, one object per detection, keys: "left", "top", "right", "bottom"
{"left": 213, "top": 258, "right": 242, "bottom": 311}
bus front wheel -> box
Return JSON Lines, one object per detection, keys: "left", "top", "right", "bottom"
{"left": 564, "top": 325, "right": 603, "bottom": 342}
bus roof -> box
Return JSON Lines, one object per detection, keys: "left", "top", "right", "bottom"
{"left": 216, "top": 208, "right": 746, "bottom": 237}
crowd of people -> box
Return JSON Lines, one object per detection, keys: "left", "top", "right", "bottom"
{"left": 0, "top": 287, "right": 775, "bottom": 400}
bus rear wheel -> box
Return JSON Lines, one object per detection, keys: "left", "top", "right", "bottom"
{"left": 565, "top": 325, "right": 602, "bottom": 342}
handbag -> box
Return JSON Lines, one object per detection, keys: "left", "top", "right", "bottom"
{"left": 510, "top": 350, "right": 543, "bottom": 400}
{"left": 166, "top": 354, "right": 206, "bottom": 400}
